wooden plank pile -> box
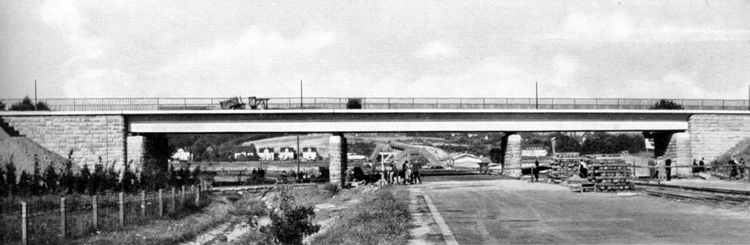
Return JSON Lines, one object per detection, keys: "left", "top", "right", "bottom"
{"left": 589, "top": 158, "right": 634, "bottom": 192}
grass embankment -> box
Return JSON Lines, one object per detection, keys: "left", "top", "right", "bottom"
{"left": 74, "top": 194, "right": 230, "bottom": 245}
{"left": 310, "top": 187, "right": 411, "bottom": 245}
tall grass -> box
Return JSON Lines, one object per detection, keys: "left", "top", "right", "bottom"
{"left": 310, "top": 187, "right": 411, "bottom": 245}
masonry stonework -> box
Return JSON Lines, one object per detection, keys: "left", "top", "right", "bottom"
{"left": 126, "top": 135, "right": 147, "bottom": 170}
{"left": 664, "top": 132, "right": 691, "bottom": 176}
{"left": 2, "top": 115, "right": 127, "bottom": 169}
{"left": 689, "top": 114, "right": 750, "bottom": 163}
{"left": 504, "top": 134, "right": 523, "bottom": 177}
{"left": 328, "top": 134, "right": 347, "bottom": 187}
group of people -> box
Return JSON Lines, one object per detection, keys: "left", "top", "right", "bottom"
{"left": 648, "top": 156, "right": 673, "bottom": 181}
{"left": 384, "top": 160, "right": 421, "bottom": 185}
{"left": 692, "top": 157, "right": 747, "bottom": 180}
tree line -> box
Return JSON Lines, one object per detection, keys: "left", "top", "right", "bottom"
{"left": 0, "top": 96, "right": 50, "bottom": 111}
{"left": 0, "top": 153, "right": 201, "bottom": 197}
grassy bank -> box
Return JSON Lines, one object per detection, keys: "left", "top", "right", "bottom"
{"left": 310, "top": 187, "right": 411, "bottom": 245}
{"left": 73, "top": 194, "right": 228, "bottom": 245}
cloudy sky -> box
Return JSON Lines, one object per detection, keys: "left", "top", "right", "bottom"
{"left": 1, "top": 0, "right": 749, "bottom": 99}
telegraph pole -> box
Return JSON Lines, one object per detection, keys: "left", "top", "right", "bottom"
{"left": 535, "top": 82, "right": 538, "bottom": 109}
{"left": 34, "top": 80, "right": 38, "bottom": 111}
{"left": 297, "top": 80, "right": 302, "bottom": 179}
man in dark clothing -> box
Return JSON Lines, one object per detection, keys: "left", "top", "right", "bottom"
{"left": 699, "top": 158, "right": 705, "bottom": 173}
{"left": 665, "top": 157, "right": 672, "bottom": 181}
{"left": 533, "top": 159, "right": 540, "bottom": 182}
{"left": 413, "top": 162, "right": 421, "bottom": 184}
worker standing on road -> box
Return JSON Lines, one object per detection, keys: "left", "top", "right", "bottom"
{"left": 692, "top": 159, "right": 698, "bottom": 176}
{"left": 665, "top": 157, "right": 672, "bottom": 181}
{"left": 699, "top": 157, "right": 705, "bottom": 173}
{"left": 657, "top": 157, "right": 666, "bottom": 181}
{"left": 579, "top": 159, "right": 588, "bottom": 178}
{"left": 413, "top": 162, "right": 422, "bottom": 184}
{"left": 404, "top": 161, "right": 412, "bottom": 185}
{"left": 534, "top": 158, "right": 540, "bottom": 182}
{"left": 740, "top": 158, "right": 746, "bottom": 180}
{"left": 729, "top": 156, "right": 738, "bottom": 180}
{"left": 648, "top": 157, "right": 657, "bottom": 179}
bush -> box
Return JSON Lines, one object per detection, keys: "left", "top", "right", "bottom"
{"left": 322, "top": 182, "right": 340, "bottom": 195}
{"left": 346, "top": 98, "right": 362, "bottom": 109}
{"left": 262, "top": 189, "right": 320, "bottom": 245}
{"left": 0, "top": 100, "right": 5, "bottom": 110}
{"left": 9, "top": 96, "right": 49, "bottom": 111}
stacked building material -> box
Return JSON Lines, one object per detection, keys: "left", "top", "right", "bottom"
{"left": 589, "top": 158, "right": 634, "bottom": 192}
{"left": 548, "top": 154, "right": 582, "bottom": 183}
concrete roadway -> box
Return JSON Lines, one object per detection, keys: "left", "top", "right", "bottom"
{"left": 415, "top": 179, "right": 750, "bottom": 244}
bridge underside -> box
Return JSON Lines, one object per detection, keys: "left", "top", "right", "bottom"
{"left": 127, "top": 109, "right": 690, "bottom": 133}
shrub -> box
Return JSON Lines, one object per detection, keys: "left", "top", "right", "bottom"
{"left": 262, "top": 189, "right": 320, "bottom": 245}
{"left": 346, "top": 98, "right": 362, "bottom": 109}
{"left": 322, "top": 182, "right": 340, "bottom": 195}
{"left": 0, "top": 100, "right": 5, "bottom": 110}
{"left": 43, "top": 161, "right": 59, "bottom": 194}
{"left": 5, "top": 159, "right": 17, "bottom": 196}
{"left": 9, "top": 96, "right": 49, "bottom": 111}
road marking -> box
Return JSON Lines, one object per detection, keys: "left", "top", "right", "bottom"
{"left": 422, "top": 194, "right": 459, "bottom": 245}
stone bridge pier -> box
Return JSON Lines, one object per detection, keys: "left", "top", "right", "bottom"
{"left": 328, "top": 133, "right": 348, "bottom": 187}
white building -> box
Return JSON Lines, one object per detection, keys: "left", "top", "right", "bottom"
{"left": 258, "top": 147, "right": 275, "bottom": 161}
{"left": 171, "top": 148, "right": 192, "bottom": 161}
{"left": 451, "top": 153, "right": 484, "bottom": 168}
{"left": 302, "top": 147, "right": 318, "bottom": 161}
{"left": 279, "top": 147, "right": 296, "bottom": 160}
{"left": 231, "top": 146, "right": 256, "bottom": 159}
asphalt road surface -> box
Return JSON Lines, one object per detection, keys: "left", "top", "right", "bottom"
{"left": 416, "top": 179, "right": 750, "bottom": 244}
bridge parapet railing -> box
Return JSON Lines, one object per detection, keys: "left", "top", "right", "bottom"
{"left": 0, "top": 97, "right": 747, "bottom": 111}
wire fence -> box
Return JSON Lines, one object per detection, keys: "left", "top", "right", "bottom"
{"left": 0, "top": 185, "right": 209, "bottom": 245}
{"left": 1, "top": 97, "right": 748, "bottom": 111}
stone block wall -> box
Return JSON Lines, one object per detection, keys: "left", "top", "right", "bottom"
{"left": 664, "top": 132, "right": 691, "bottom": 176}
{"left": 328, "top": 134, "right": 347, "bottom": 186}
{"left": 2, "top": 115, "right": 127, "bottom": 169}
{"left": 689, "top": 114, "right": 750, "bottom": 163}
{"left": 504, "top": 134, "right": 522, "bottom": 177}
{"left": 126, "top": 135, "right": 146, "bottom": 170}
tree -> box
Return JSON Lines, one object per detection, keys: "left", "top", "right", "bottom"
{"left": 17, "top": 171, "right": 31, "bottom": 196}
{"left": 9, "top": 96, "right": 50, "bottom": 111}
{"left": 121, "top": 160, "right": 137, "bottom": 193}
{"left": 90, "top": 162, "right": 105, "bottom": 194}
{"left": 262, "top": 188, "right": 320, "bottom": 245}
{"left": 0, "top": 166, "right": 6, "bottom": 197}
{"left": 60, "top": 154, "right": 76, "bottom": 194}
{"left": 77, "top": 164, "right": 91, "bottom": 194}
{"left": 0, "top": 100, "right": 5, "bottom": 110}
{"left": 5, "top": 159, "right": 17, "bottom": 196}
{"left": 650, "top": 99, "right": 684, "bottom": 110}
{"left": 31, "top": 157, "right": 43, "bottom": 195}
{"left": 43, "top": 161, "right": 59, "bottom": 194}
{"left": 644, "top": 99, "right": 684, "bottom": 156}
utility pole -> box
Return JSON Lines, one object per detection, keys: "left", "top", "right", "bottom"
{"left": 297, "top": 80, "right": 302, "bottom": 180}
{"left": 34, "top": 80, "right": 37, "bottom": 111}
{"left": 535, "top": 82, "right": 538, "bottom": 109}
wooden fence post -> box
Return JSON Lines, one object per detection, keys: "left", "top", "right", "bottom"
{"left": 181, "top": 186, "right": 186, "bottom": 208}
{"left": 21, "top": 202, "right": 27, "bottom": 245}
{"left": 171, "top": 187, "right": 176, "bottom": 212}
{"left": 158, "top": 189, "right": 164, "bottom": 217}
{"left": 140, "top": 191, "right": 146, "bottom": 217}
{"left": 119, "top": 192, "right": 125, "bottom": 228}
{"left": 60, "top": 197, "right": 66, "bottom": 239}
{"left": 195, "top": 185, "right": 200, "bottom": 206}
{"left": 92, "top": 196, "right": 98, "bottom": 230}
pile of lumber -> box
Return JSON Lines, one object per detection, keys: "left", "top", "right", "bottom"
{"left": 548, "top": 155, "right": 581, "bottom": 183}
{"left": 589, "top": 158, "right": 634, "bottom": 192}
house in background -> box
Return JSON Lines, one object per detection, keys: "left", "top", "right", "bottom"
{"left": 171, "top": 148, "right": 192, "bottom": 162}
{"left": 451, "top": 153, "right": 483, "bottom": 168}
{"left": 521, "top": 145, "right": 549, "bottom": 157}
{"left": 231, "top": 146, "right": 256, "bottom": 160}
{"left": 347, "top": 152, "right": 366, "bottom": 164}
{"left": 279, "top": 147, "right": 297, "bottom": 160}
{"left": 258, "top": 147, "right": 276, "bottom": 161}
{"left": 302, "top": 147, "right": 318, "bottom": 161}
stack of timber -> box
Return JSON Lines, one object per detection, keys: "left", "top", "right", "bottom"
{"left": 589, "top": 158, "right": 634, "bottom": 192}
{"left": 548, "top": 153, "right": 582, "bottom": 184}
{"left": 567, "top": 175, "right": 596, "bottom": 192}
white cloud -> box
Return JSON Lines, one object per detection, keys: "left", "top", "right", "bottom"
{"left": 547, "top": 10, "right": 750, "bottom": 43}
{"left": 417, "top": 41, "right": 458, "bottom": 58}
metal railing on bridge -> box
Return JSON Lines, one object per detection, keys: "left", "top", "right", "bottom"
{"left": 1, "top": 97, "right": 748, "bottom": 111}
